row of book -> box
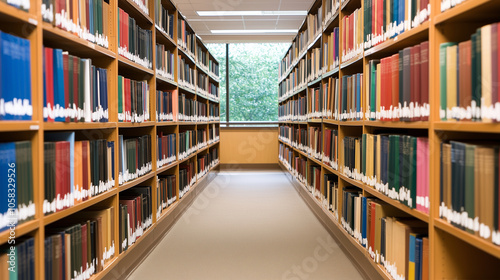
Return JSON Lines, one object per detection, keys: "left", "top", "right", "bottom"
{"left": 308, "top": 46, "right": 324, "bottom": 82}
{"left": 366, "top": 41, "right": 430, "bottom": 121}
{"left": 156, "top": 44, "right": 175, "bottom": 81}
{"left": 196, "top": 43, "right": 208, "bottom": 70}
{"left": 197, "top": 153, "right": 210, "bottom": 179}
{"left": 278, "top": 96, "right": 307, "bottom": 122}
{"left": 342, "top": 9, "right": 363, "bottom": 62}
{"left": 157, "top": 175, "right": 177, "bottom": 220}
{"left": 117, "top": 76, "right": 150, "bottom": 123}
{"left": 337, "top": 187, "right": 429, "bottom": 280}
{"left": 363, "top": 0, "right": 430, "bottom": 49}
{"left": 118, "top": 8, "right": 153, "bottom": 69}
{"left": 209, "top": 124, "right": 220, "bottom": 145}
{"left": 0, "top": 31, "right": 32, "bottom": 121}
{"left": 306, "top": 5, "right": 323, "bottom": 45}
{"left": 155, "top": 0, "right": 174, "bottom": 39}
{"left": 440, "top": 22, "right": 500, "bottom": 122}
{"left": 278, "top": 143, "right": 293, "bottom": 171}
{"left": 43, "top": 132, "right": 114, "bottom": 215}
{"left": 43, "top": 46, "right": 109, "bottom": 122}
{"left": 209, "top": 59, "right": 219, "bottom": 78}
{"left": 177, "top": 17, "right": 196, "bottom": 56}
{"left": 342, "top": 134, "right": 430, "bottom": 213}
{"left": 179, "top": 161, "right": 195, "bottom": 198}
{"left": 323, "top": 27, "right": 340, "bottom": 72}
{"left": 130, "top": 0, "right": 149, "bottom": 15}
{"left": 157, "top": 132, "right": 176, "bottom": 168}
{"left": 323, "top": 128, "right": 338, "bottom": 170}
{"left": 45, "top": 207, "right": 115, "bottom": 280}
{"left": 178, "top": 55, "right": 195, "bottom": 90}
{"left": 157, "top": 89, "right": 177, "bottom": 122}
{"left": 278, "top": 57, "right": 307, "bottom": 100}
{"left": 179, "top": 130, "right": 196, "bottom": 160}
{"left": 439, "top": 141, "right": 500, "bottom": 245}
{"left": 0, "top": 141, "right": 35, "bottom": 232}
{"left": 118, "top": 135, "right": 152, "bottom": 185}
{"left": 0, "top": 237, "right": 34, "bottom": 280}
{"left": 308, "top": 127, "right": 322, "bottom": 161}
{"left": 324, "top": 0, "right": 340, "bottom": 25}
{"left": 209, "top": 82, "right": 219, "bottom": 101}
{"left": 41, "top": 0, "right": 110, "bottom": 48}
{"left": 340, "top": 73, "right": 364, "bottom": 121}
{"left": 5, "top": 0, "right": 29, "bottom": 11}
{"left": 119, "top": 186, "right": 153, "bottom": 252}
{"left": 196, "top": 71, "right": 208, "bottom": 95}
{"left": 209, "top": 103, "right": 220, "bottom": 122}
{"left": 197, "top": 128, "right": 208, "bottom": 150}
{"left": 279, "top": 126, "right": 308, "bottom": 154}
{"left": 178, "top": 94, "right": 208, "bottom": 122}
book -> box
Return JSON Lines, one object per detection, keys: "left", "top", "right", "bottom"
{"left": 117, "top": 75, "right": 150, "bottom": 123}
{"left": 342, "top": 8, "right": 363, "bottom": 62}
{"left": 157, "top": 132, "right": 176, "bottom": 168}
{"left": 118, "top": 134, "right": 152, "bottom": 185}
{"left": 118, "top": 7, "right": 153, "bottom": 69}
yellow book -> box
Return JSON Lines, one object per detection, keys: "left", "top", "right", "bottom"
{"left": 446, "top": 45, "right": 458, "bottom": 116}
{"left": 376, "top": 135, "right": 381, "bottom": 184}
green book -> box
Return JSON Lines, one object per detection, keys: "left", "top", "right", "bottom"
{"left": 439, "top": 42, "right": 457, "bottom": 120}
{"left": 473, "top": 29, "right": 482, "bottom": 120}
{"left": 464, "top": 144, "right": 475, "bottom": 233}
{"left": 370, "top": 60, "right": 379, "bottom": 119}
{"left": 409, "top": 136, "right": 417, "bottom": 209}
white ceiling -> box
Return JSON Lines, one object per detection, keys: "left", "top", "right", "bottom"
{"left": 172, "top": 0, "right": 314, "bottom": 43}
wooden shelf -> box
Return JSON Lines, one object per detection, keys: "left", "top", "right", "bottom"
{"left": 308, "top": 118, "right": 323, "bottom": 123}
{"left": 323, "top": 119, "right": 339, "bottom": 125}
{"left": 323, "top": 9, "right": 340, "bottom": 32}
{"left": 42, "top": 22, "right": 115, "bottom": 60}
{"left": 178, "top": 152, "right": 197, "bottom": 164}
{"left": 156, "top": 121, "right": 178, "bottom": 126}
{"left": 308, "top": 154, "right": 323, "bottom": 165}
{"left": 120, "top": 0, "right": 153, "bottom": 26}
{"left": 178, "top": 46, "right": 197, "bottom": 65}
{"left": 43, "top": 189, "right": 117, "bottom": 225}
{"left": 155, "top": 25, "right": 176, "bottom": 47}
{"left": 44, "top": 122, "right": 117, "bottom": 131}
{"left": 323, "top": 67, "right": 340, "bottom": 78}
{"left": 435, "top": 0, "right": 497, "bottom": 25}
{"left": 339, "top": 120, "right": 364, "bottom": 126}
{"left": 0, "top": 2, "right": 38, "bottom": 26}
{"left": 364, "top": 21, "right": 429, "bottom": 58}
{"left": 119, "top": 172, "right": 155, "bottom": 192}
{"left": 0, "top": 219, "right": 39, "bottom": 244}
{"left": 308, "top": 75, "right": 323, "bottom": 87}
{"left": 434, "top": 121, "right": 500, "bottom": 133}
{"left": 156, "top": 160, "right": 178, "bottom": 173}
{"left": 118, "top": 121, "right": 156, "bottom": 128}
{"left": 434, "top": 218, "right": 500, "bottom": 259}
{"left": 364, "top": 120, "right": 429, "bottom": 129}
{"left": 156, "top": 73, "right": 178, "bottom": 87}
{"left": 178, "top": 121, "right": 197, "bottom": 125}
{"left": 118, "top": 56, "right": 154, "bottom": 75}
{"left": 0, "top": 121, "right": 40, "bottom": 132}
{"left": 340, "top": 53, "right": 364, "bottom": 69}
{"left": 178, "top": 84, "right": 197, "bottom": 95}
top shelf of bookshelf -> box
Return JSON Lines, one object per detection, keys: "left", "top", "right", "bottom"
{"left": 435, "top": 0, "right": 500, "bottom": 25}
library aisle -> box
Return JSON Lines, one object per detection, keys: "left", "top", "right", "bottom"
{"left": 128, "top": 171, "right": 363, "bottom": 280}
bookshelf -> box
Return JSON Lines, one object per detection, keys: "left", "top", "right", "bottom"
{"left": 278, "top": 0, "right": 500, "bottom": 279}
{"left": 0, "top": 0, "right": 220, "bottom": 279}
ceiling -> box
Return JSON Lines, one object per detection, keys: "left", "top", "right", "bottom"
{"left": 172, "top": 0, "right": 314, "bottom": 43}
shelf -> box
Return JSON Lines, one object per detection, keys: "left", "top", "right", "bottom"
{"left": 323, "top": 119, "right": 339, "bottom": 125}
{"left": 178, "top": 47, "right": 197, "bottom": 65}
{"left": 434, "top": 121, "right": 500, "bottom": 133}
{"left": 178, "top": 84, "right": 197, "bottom": 95}
{"left": 120, "top": 0, "right": 153, "bottom": 26}
{"left": 308, "top": 75, "right": 323, "bottom": 87}
{"left": 156, "top": 162, "right": 176, "bottom": 176}
{"left": 156, "top": 121, "right": 178, "bottom": 126}
{"left": 155, "top": 25, "right": 176, "bottom": 47}
{"left": 308, "top": 32, "right": 322, "bottom": 50}
{"left": 43, "top": 189, "right": 117, "bottom": 225}
{"left": 308, "top": 118, "right": 323, "bottom": 123}
{"left": 0, "top": 219, "right": 39, "bottom": 244}
{"left": 340, "top": 53, "right": 364, "bottom": 69}
{"left": 208, "top": 72, "right": 220, "bottom": 83}
{"left": 364, "top": 120, "right": 429, "bottom": 129}
{"left": 0, "top": 121, "right": 40, "bottom": 132}
{"left": 178, "top": 121, "right": 197, "bottom": 125}
{"left": 323, "top": 9, "right": 340, "bottom": 32}
{"left": 118, "top": 56, "right": 154, "bottom": 75}
{"left": 118, "top": 121, "right": 156, "bottom": 128}
{"left": 42, "top": 22, "right": 115, "bottom": 60}
{"left": 339, "top": 120, "right": 364, "bottom": 126}
{"left": 156, "top": 72, "right": 177, "bottom": 87}
{"left": 0, "top": 2, "right": 37, "bottom": 27}
{"left": 341, "top": 0, "right": 360, "bottom": 13}
{"left": 178, "top": 152, "right": 197, "bottom": 164}
{"left": 197, "top": 145, "right": 209, "bottom": 154}
{"left": 208, "top": 140, "right": 220, "bottom": 149}
{"left": 308, "top": 154, "right": 323, "bottom": 165}
{"left": 435, "top": 0, "right": 498, "bottom": 25}
{"left": 323, "top": 67, "right": 340, "bottom": 78}
{"left": 156, "top": 200, "right": 179, "bottom": 223}
{"left": 196, "top": 62, "right": 209, "bottom": 76}
{"left": 119, "top": 172, "right": 155, "bottom": 192}
{"left": 434, "top": 219, "right": 500, "bottom": 259}
{"left": 364, "top": 21, "right": 429, "bottom": 58}
{"left": 44, "top": 122, "right": 117, "bottom": 131}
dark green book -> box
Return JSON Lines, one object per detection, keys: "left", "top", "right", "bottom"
{"left": 464, "top": 144, "right": 475, "bottom": 233}
{"left": 409, "top": 136, "right": 417, "bottom": 209}
{"left": 370, "top": 60, "right": 380, "bottom": 119}
{"left": 473, "top": 29, "right": 482, "bottom": 120}
{"left": 439, "top": 42, "right": 457, "bottom": 120}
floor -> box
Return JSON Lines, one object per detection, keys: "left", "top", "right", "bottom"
{"left": 127, "top": 170, "right": 364, "bottom": 280}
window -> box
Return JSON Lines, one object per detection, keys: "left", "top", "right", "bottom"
{"left": 207, "top": 43, "right": 290, "bottom": 124}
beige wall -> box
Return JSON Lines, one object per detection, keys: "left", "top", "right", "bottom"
{"left": 220, "top": 127, "right": 278, "bottom": 164}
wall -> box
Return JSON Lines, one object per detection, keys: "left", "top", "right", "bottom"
{"left": 220, "top": 127, "right": 278, "bottom": 164}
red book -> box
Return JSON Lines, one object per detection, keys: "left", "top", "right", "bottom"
{"left": 380, "top": 58, "right": 388, "bottom": 121}
{"left": 420, "top": 41, "right": 429, "bottom": 121}
{"left": 82, "top": 141, "right": 89, "bottom": 201}
{"left": 45, "top": 47, "right": 55, "bottom": 122}
{"left": 370, "top": 201, "right": 376, "bottom": 250}
{"left": 81, "top": 223, "right": 88, "bottom": 273}
{"left": 120, "top": 199, "right": 136, "bottom": 238}
{"left": 377, "top": 0, "right": 383, "bottom": 37}
{"left": 135, "top": 196, "right": 141, "bottom": 233}
{"left": 391, "top": 54, "right": 400, "bottom": 121}
{"left": 315, "top": 168, "right": 321, "bottom": 192}
{"left": 55, "top": 141, "right": 70, "bottom": 211}
{"left": 410, "top": 46, "right": 417, "bottom": 121}
{"left": 372, "top": 0, "right": 376, "bottom": 38}
{"left": 85, "top": 0, "right": 90, "bottom": 31}
{"left": 73, "top": 56, "right": 80, "bottom": 122}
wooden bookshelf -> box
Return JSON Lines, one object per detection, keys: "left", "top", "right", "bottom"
{"left": 278, "top": 0, "right": 500, "bottom": 279}
{"left": 0, "top": 0, "right": 220, "bottom": 279}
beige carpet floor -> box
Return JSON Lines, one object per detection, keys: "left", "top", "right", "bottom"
{"left": 127, "top": 171, "right": 364, "bottom": 280}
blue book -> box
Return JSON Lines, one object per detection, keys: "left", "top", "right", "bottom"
{"left": 100, "top": 68, "right": 108, "bottom": 122}
{"left": 92, "top": 66, "right": 98, "bottom": 120}
{"left": 21, "top": 35, "right": 32, "bottom": 121}
{"left": 409, "top": 233, "right": 417, "bottom": 280}
{"left": 108, "top": 141, "right": 115, "bottom": 180}
{"left": 89, "top": 0, "right": 94, "bottom": 35}
{"left": 0, "top": 142, "right": 16, "bottom": 232}
{"left": 416, "top": 237, "right": 423, "bottom": 280}
{"left": 361, "top": 196, "right": 367, "bottom": 247}
{"left": 53, "top": 48, "right": 65, "bottom": 122}
{"left": 0, "top": 31, "right": 11, "bottom": 120}
{"left": 393, "top": 0, "right": 399, "bottom": 30}
{"left": 399, "top": 0, "right": 405, "bottom": 33}
{"left": 45, "top": 132, "right": 75, "bottom": 198}
{"left": 27, "top": 237, "right": 35, "bottom": 280}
